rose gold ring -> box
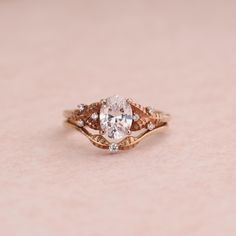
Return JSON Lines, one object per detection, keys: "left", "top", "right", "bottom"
{"left": 63, "top": 95, "right": 170, "bottom": 153}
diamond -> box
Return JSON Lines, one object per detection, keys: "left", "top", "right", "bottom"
{"left": 91, "top": 112, "right": 99, "bottom": 120}
{"left": 147, "top": 106, "right": 156, "bottom": 114}
{"left": 77, "top": 119, "right": 85, "bottom": 127}
{"left": 133, "top": 113, "right": 140, "bottom": 122}
{"left": 109, "top": 143, "right": 119, "bottom": 153}
{"left": 100, "top": 95, "right": 133, "bottom": 141}
{"left": 147, "top": 122, "right": 155, "bottom": 130}
{"left": 77, "top": 104, "right": 85, "bottom": 112}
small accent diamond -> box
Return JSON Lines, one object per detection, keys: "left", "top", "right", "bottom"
{"left": 147, "top": 122, "right": 155, "bottom": 130}
{"left": 77, "top": 119, "right": 85, "bottom": 127}
{"left": 133, "top": 113, "right": 140, "bottom": 122}
{"left": 77, "top": 104, "right": 85, "bottom": 112}
{"left": 147, "top": 106, "right": 156, "bottom": 114}
{"left": 109, "top": 143, "right": 119, "bottom": 153}
{"left": 91, "top": 112, "right": 99, "bottom": 120}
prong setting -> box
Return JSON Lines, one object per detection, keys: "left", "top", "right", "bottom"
{"left": 109, "top": 143, "right": 119, "bottom": 153}
{"left": 100, "top": 99, "right": 107, "bottom": 105}
{"left": 146, "top": 106, "right": 156, "bottom": 114}
{"left": 147, "top": 122, "right": 155, "bottom": 130}
{"left": 77, "top": 104, "right": 85, "bottom": 112}
{"left": 126, "top": 98, "right": 133, "bottom": 104}
{"left": 91, "top": 112, "right": 99, "bottom": 120}
{"left": 99, "top": 130, "right": 105, "bottom": 135}
{"left": 77, "top": 119, "right": 85, "bottom": 127}
{"left": 127, "top": 130, "right": 132, "bottom": 135}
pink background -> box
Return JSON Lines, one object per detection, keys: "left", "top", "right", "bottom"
{"left": 0, "top": 1, "right": 236, "bottom": 235}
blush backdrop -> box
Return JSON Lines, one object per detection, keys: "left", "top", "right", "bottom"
{"left": 0, "top": 1, "right": 236, "bottom": 236}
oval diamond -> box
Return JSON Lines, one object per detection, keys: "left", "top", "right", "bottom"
{"left": 100, "top": 95, "right": 133, "bottom": 141}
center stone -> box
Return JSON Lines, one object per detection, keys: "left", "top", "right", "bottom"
{"left": 100, "top": 95, "right": 133, "bottom": 141}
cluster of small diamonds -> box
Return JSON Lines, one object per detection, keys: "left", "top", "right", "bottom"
{"left": 76, "top": 104, "right": 99, "bottom": 128}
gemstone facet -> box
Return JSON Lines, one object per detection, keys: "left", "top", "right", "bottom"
{"left": 100, "top": 95, "right": 133, "bottom": 141}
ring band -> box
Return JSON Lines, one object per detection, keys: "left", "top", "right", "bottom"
{"left": 63, "top": 95, "right": 170, "bottom": 153}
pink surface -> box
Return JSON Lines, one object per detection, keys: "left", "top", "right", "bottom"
{"left": 0, "top": 1, "right": 236, "bottom": 235}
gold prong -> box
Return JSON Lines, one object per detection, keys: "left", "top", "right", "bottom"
{"left": 100, "top": 99, "right": 106, "bottom": 105}
{"left": 126, "top": 98, "right": 133, "bottom": 104}
{"left": 99, "top": 130, "right": 105, "bottom": 135}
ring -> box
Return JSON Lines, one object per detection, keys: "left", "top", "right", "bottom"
{"left": 63, "top": 95, "right": 170, "bottom": 153}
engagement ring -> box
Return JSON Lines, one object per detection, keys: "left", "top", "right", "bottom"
{"left": 63, "top": 95, "right": 170, "bottom": 153}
